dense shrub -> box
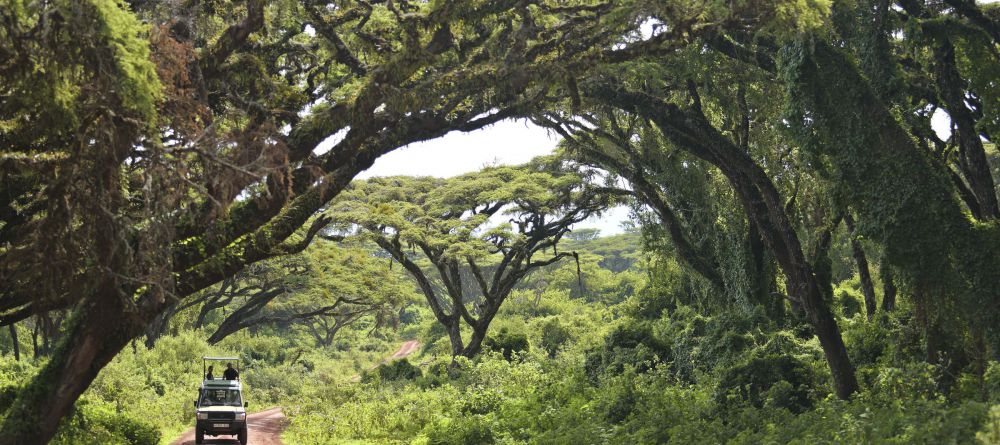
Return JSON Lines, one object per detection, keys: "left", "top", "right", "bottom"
{"left": 0, "top": 385, "right": 17, "bottom": 412}
{"left": 540, "top": 318, "right": 572, "bottom": 358}
{"left": 585, "top": 320, "right": 670, "bottom": 381}
{"left": 364, "top": 358, "right": 423, "bottom": 383}
{"left": 979, "top": 405, "right": 1000, "bottom": 444}
{"left": 842, "top": 315, "right": 892, "bottom": 367}
{"left": 484, "top": 327, "right": 530, "bottom": 361}
{"left": 52, "top": 400, "right": 161, "bottom": 445}
{"left": 604, "top": 380, "right": 637, "bottom": 423}
{"left": 835, "top": 287, "right": 863, "bottom": 318}
{"left": 988, "top": 361, "right": 1000, "bottom": 404}
{"left": 423, "top": 415, "right": 494, "bottom": 445}
{"left": 715, "top": 351, "right": 816, "bottom": 413}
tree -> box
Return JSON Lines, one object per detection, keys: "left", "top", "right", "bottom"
{"left": 541, "top": 97, "right": 859, "bottom": 398}
{"left": 539, "top": 0, "right": 1000, "bottom": 399}
{"left": 328, "top": 160, "right": 619, "bottom": 357}
{"left": 0, "top": 1, "right": 681, "bottom": 442}
{"left": 197, "top": 240, "right": 415, "bottom": 346}
{"left": 530, "top": 2, "right": 863, "bottom": 396}
{"left": 566, "top": 228, "right": 602, "bottom": 242}
{"left": 6, "top": 0, "right": 997, "bottom": 439}
{"left": 844, "top": 214, "right": 878, "bottom": 321}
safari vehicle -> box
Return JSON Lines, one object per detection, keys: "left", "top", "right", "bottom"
{"left": 193, "top": 356, "right": 248, "bottom": 445}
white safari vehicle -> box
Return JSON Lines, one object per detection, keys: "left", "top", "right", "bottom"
{"left": 193, "top": 356, "right": 248, "bottom": 444}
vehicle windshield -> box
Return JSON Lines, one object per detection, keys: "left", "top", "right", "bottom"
{"left": 198, "top": 388, "right": 242, "bottom": 407}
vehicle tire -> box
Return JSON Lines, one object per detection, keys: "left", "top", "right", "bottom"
{"left": 238, "top": 426, "right": 248, "bottom": 445}
{"left": 195, "top": 429, "right": 204, "bottom": 444}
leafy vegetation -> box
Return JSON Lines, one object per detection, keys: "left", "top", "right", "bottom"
{"left": 3, "top": 0, "right": 1000, "bottom": 444}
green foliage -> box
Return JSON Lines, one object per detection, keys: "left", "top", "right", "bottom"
{"left": 979, "top": 405, "right": 1000, "bottom": 445}
{"left": 86, "top": 0, "right": 162, "bottom": 118}
{"left": 52, "top": 399, "right": 161, "bottom": 445}
{"left": 9, "top": 1, "right": 1000, "bottom": 443}
{"left": 561, "top": 232, "right": 644, "bottom": 273}
{"left": 986, "top": 362, "right": 1000, "bottom": 405}
{"left": 783, "top": 36, "right": 1000, "bottom": 351}
{"left": 281, "top": 308, "right": 992, "bottom": 445}
{"left": 422, "top": 415, "right": 494, "bottom": 445}
{"left": 715, "top": 351, "right": 816, "bottom": 413}
{"left": 539, "top": 318, "right": 573, "bottom": 358}
{"left": 842, "top": 317, "right": 891, "bottom": 368}
{"left": 835, "top": 285, "right": 863, "bottom": 319}
{"left": 585, "top": 320, "right": 671, "bottom": 381}
{"left": 363, "top": 359, "right": 423, "bottom": 383}
{"left": 484, "top": 327, "right": 530, "bottom": 361}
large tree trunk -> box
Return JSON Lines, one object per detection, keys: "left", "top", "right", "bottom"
{"left": 880, "top": 262, "right": 897, "bottom": 312}
{"left": 460, "top": 303, "right": 503, "bottom": 358}
{"left": 845, "top": 214, "right": 878, "bottom": 320}
{"left": 194, "top": 301, "right": 216, "bottom": 329}
{"left": 446, "top": 321, "right": 464, "bottom": 357}
{"left": 206, "top": 287, "right": 283, "bottom": 344}
{"left": 788, "top": 40, "right": 1000, "bottom": 354}
{"left": 591, "top": 86, "right": 860, "bottom": 399}
{"left": 913, "top": 286, "right": 940, "bottom": 364}
{"left": 30, "top": 320, "right": 39, "bottom": 359}
{"left": 7, "top": 324, "right": 18, "bottom": 362}
{"left": 934, "top": 40, "right": 1000, "bottom": 220}
{"left": 144, "top": 306, "right": 176, "bottom": 349}
{"left": 39, "top": 314, "right": 51, "bottom": 356}
{"left": 748, "top": 222, "right": 782, "bottom": 320}
{"left": 462, "top": 326, "right": 489, "bottom": 358}
{"left": 0, "top": 295, "right": 141, "bottom": 445}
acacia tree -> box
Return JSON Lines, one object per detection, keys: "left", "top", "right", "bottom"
{"left": 197, "top": 240, "right": 415, "bottom": 346}
{"left": 0, "top": 1, "right": 690, "bottom": 441}
{"left": 781, "top": 1, "right": 1000, "bottom": 378}
{"left": 6, "top": 0, "right": 995, "bottom": 439}
{"left": 540, "top": 0, "right": 1000, "bottom": 399}
{"left": 328, "top": 160, "right": 619, "bottom": 357}
{"left": 528, "top": 4, "right": 862, "bottom": 396}
{"left": 542, "top": 113, "right": 772, "bottom": 311}
{"left": 539, "top": 94, "right": 860, "bottom": 398}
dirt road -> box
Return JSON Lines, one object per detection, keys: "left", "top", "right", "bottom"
{"left": 349, "top": 339, "right": 421, "bottom": 382}
{"left": 386, "top": 340, "right": 421, "bottom": 361}
{"left": 171, "top": 407, "right": 288, "bottom": 445}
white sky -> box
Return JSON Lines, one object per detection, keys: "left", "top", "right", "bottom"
{"left": 356, "top": 119, "right": 557, "bottom": 178}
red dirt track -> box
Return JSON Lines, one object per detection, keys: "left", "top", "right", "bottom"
{"left": 386, "top": 339, "right": 420, "bottom": 361}
{"left": 171, "top": 407, "right": 287, "bottom": 445}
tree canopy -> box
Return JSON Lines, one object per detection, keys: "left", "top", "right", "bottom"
{"left": 327, "top": 159, "right": 620, "bottom": 356}
{"left": 3, "top": 0, "right": 1000, "bottom": 442}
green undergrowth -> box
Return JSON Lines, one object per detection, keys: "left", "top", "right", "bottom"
{"left": 279, "top": 287, "right": 1000, "bottom": 445}
{"left": 0, "top": 320, "right": 402, "bottom": 445}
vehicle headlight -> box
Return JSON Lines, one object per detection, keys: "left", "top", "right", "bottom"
{"left": 236, "top": 412, "right": 246, "bottom": 421}
{"left": 196, "top": 412, "right": 208, "bottom": 420}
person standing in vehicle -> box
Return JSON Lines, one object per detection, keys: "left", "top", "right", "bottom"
{"left": 223, "top": 363, "right": 240, "bottom": 380}
{"left": 205, "top": 365, "right": 215, "bottom": 380}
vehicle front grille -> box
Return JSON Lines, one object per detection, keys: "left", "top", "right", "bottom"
{"left": 207, "top": 412, "right": 236, "bottom": 420}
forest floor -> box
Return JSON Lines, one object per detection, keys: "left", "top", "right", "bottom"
{"left": 170, "top": 340, "right": 420, "bottom": 444}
